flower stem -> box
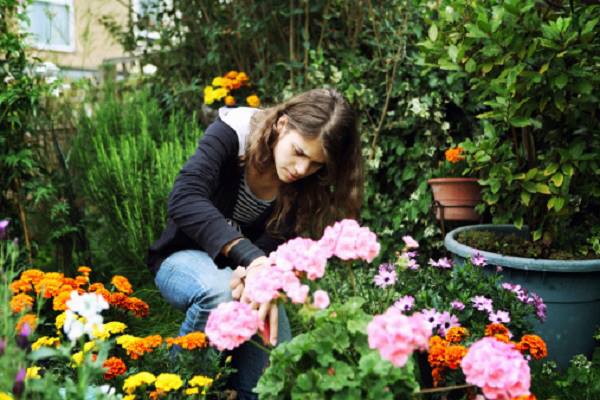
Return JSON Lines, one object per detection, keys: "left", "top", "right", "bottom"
{"left": 249, "top": 338, "right": 271, "bottom": 353}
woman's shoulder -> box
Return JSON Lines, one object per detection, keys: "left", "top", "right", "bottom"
{"left": 218, "top": 106, "right": 260, "bottom": 157}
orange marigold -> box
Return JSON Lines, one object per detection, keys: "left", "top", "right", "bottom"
{"left": 428, "top": 343, "right": 446, "bottom": 368}
{"left": 62, "top": 278, "right": 81, "bottom": 290}
{"left": 75, "top": 275, "right": 89, "bottom": 287}
{"left": 103, "top": 356, "right": 127, "bottom": 380}
{"left": 485, "top": 323, "right": 511, "bottom": 338}
{"left": 494, "top": 334, "right": 512, "bottom": 343}
{"left": 16, "top": 313, "right": 37, "bottom": 333}
{"left": 431, "top": 367, "right": 445, "bottom": 387}
{"left": 125, "top": 297, "right": 149, "bottom": 318}
{"left": 224, "top": 95, "right": 236, "bottom": 106}
{"left": 124, "top": 335, "right": 163, "bottom": 360}
{"left": 111, "top": 275, "right": 133, "bottom": 295}
{"left": 225, "top": 70, "right": 238, "bottom": 79}
{"left": 445, "top": 326, "right": 469, "bottom": 343}
{"left": 10, "top": 293, "right": 34, "bottom": 314}
{"left": 78, "top": 266, "right": 92, "bottom": 275}
{"left": 166, "top": 332, "right": 207, "bottom": 350}
{"left": 109, "top": 292, "right": 128, "bottom": 308}
{"left": 444, "top": 345, "right": 467, "bottom": 369}
{"left": 10, "top": 279, "right": 32, "bottom": 294}
{"left": 512, "top": 394, "right": 537, "bottom": 400}
{"left": 517, "top": 335, "right": 548, "bottom": 360}
{"left": 20, "top": 269, "right": 45, "bottom": 285}
{"left": 35, "top": 274, "right": 64, "bottom": 298}
{"left": 236, "top": 72, "right": 249, "bottom": 83}
{"left": 444, "top": 146, "right": 465, "bottom": 164}
{"left": 53, "top": 290, "right": 73, "bottom": 311}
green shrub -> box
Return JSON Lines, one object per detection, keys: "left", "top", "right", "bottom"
{"left": 73, "top": 86, "right": 201, "bottom": 279}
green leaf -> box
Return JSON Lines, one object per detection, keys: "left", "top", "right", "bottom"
{"left": 539, "top": 63, "right": 550, "bottom": 74}
{"left": 522, "top": 181, "right": 537, "bottom": 193}
{"left": 428, "top": 24, "right": 438, "bottom": 41}
{"left": 526, "top": 168, "right": 539, "bottom": 180}
{"left": 532, "top": 229, "right": 542, "bottom": 241}
{"left": 553, "top": 197, "right": 565, "bottom": 212}
{"left": 547, "top": 197, "right": 555, "bottom": 210}
{"left": 543, "top": 163, "right": 559, "bottom": 176}
{"left": 481, "top": 63, "right": 493, "bottom": 74}
{"left": 553, "top": 73, "right": 568, "bottom": 89}
{"left": 535, "top": 183, "right": 551, "bottom": 194}
{"left": 521, "top": 191, "right": 531, "bottom": 206}
{"left": 561, "top": 163, "right": 574, "bottom": 176}
{"left": 465, "top": 58, "right": 477, "bottom": 73}
{"left": 551, "top": 173, "right": 563, "bottom": 187}
{"left": 448, "top": 45, "right": 459, "bottom": 63}
{"left": 515, "top": 216, "right": 524, "bottom": 230}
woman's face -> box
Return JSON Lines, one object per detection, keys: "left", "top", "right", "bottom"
{"left": 272, "top": 115, "right": 327, "bottom": 184}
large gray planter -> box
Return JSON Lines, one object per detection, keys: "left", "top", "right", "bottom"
{"left": 445, "top": 224, "right": 600, "bottom": 368}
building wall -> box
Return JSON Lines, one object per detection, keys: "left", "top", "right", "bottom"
{"left": 28, "top": 0, "right": 129, "bottom": 72}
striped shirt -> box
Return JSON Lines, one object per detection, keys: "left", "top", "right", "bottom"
{"left": 229, "top": 173, "right": 275, "bottom": 230}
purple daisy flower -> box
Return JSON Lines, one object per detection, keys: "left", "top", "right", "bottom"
{"left": 471, "top": 251, "right": 487, "bottom": 267}
{"left": 421, "top": 308, "right": 441, "bottom": 330}
{"left": 394, "top": 295, "right": 415, "bottom": 312}
{"left": 402, "top": 235, "right": 419, "bottom": 249}
{"left": 378, "top": 263, "right": 395, "bottom": 274}
{"left": 450, "top": 300, "right": 465, "bottom": 311}
{"left": 488, "top": 310, "right": 511, "bottom": 324}
{"left": 437, "top": 311, "right": 460, "bottom": 336}
{"left": 471, "top": 295, "right": 493, "bottom": 313}
{"left": 373, "top": 269, "right": 397, "bottom": 288}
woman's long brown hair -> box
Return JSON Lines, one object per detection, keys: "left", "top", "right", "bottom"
{"left": 245, "top": 88, "right": 364, "bottom": 238}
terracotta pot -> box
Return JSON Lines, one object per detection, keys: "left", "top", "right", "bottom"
{"left": 427, "top": 177, "right": 481, "bottom": 221}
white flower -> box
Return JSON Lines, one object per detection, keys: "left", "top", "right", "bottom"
{"left": 64, "top": 310, "right": 85, "bottom": 341}
{"left": 3, "top": 74, "right": 15, "bottom": 84}
{"left": 142, "top": 64, "right": 158, "bottom": 75}
{"left": 441, "top": 121, "right": 450, "bottom": 131}
{"left": 66, "top": 291, "right": 109, "bottom": 319}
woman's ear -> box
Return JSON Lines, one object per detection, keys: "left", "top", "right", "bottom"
{"left": 276, "top": 114, "right": 288, "bottom": 135}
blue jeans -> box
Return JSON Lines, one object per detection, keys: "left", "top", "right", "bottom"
{"left": 154, "top": 250, "right": 291, "bottom": 399}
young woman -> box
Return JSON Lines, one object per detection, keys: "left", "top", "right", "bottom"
{"left": 147, "top": 88, "right": 363, "bottom": 399}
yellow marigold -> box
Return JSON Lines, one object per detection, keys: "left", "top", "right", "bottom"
{"left": 444, "top": 146, "right": 465, "bottom": 164}
{"left": 203, "top": 86, "right": 216, "bottom": 105}
{"left": 444, "top": 345, "right": 467, "bottom": 369}
{"left": 445, "top": 326, "right": 469, "bottom": 343}
{"left": 0, "top": 393, "right": 13, "bottom": 400}
{"left": 83, "top": 340, "right": 97, "bottom": 353}
{"left": 213, "top": 87, "right": 229, "bottom": 101}
{"left": 31, "top": 336, "right": 61, "bottom": 351}
{"left": 10, "top": 293, "right": 34, "bottom": 314}
{"left": 78, "top": 266, "right": 92, "bottom": 275}
{"left": 10, "top": 279, "right": 32, "bottom": 294}
{"left": 224, "top": 95, "right": 236, "bottom": 106}
{"left": 123, "top": 372, "right": 156, "bottom": 394}
{"left": 16, "top": 313, "right": 37, "bottom": 333}
{"left": 211, "top": 76, "right": 227, "bottom": 87}
{"left": 123, "top": 396, "right": 136, "bottom": 400}
{"left": 53, "top": 290, "right": 72, "bottom": 311}
{"left": 188, "top": 375, "right": 213, "bottom": 388}
{"left": 94, "top": 321, "right": 127, "bottom": 340}
{"left": 71, "top": 351, "right": 84, "bottom": 366}
{"left": 21, "top": 269, "right": 44, "bottom": 284}
{"left": 116, "top": 334, "right": 139, "bottom": 347}
{"left": 155, "top": 373, "right": 183, "bottom": 392}
{"left": 225, "top": 70, "right": 238, "bottom": 79}
{"left": 517, "top": 335, "right": 548, "bottom": 360}
{"left": 246, "top": 94, "right": 260, "bottom": 108}
{"left": 55, "top": 311, "right": 67, "bottom": 332}
{"left": 166, "top": 332, "right": 207, "bottom": 350}
{"left": 26, "top": 366, "right": 41, "bottom": 380}
{"left": 111, "top": 275, "right": 133, "bottom": 295}
{"left": 494, "top": 333, "right": 511, "bottom": 343}
{"left": 236, "top": 72, "right": 249, "bottom": 83}
{"left": 185, "top": 387, "right": 199, "bottom": 395}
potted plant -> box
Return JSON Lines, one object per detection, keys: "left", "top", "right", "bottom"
{"left": 428, "top": 145, "right": 481, "bottom": 223}
{"left": 419, "top": 0, "right": 600, "bottom": 367}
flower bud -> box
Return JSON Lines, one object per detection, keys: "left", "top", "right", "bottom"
{"left": 12, "top": 368, "right": 26, "bottom": 398}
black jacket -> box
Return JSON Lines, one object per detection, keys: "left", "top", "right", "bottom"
{"left": 146, "top": 118, "right": 284, "bottom": 275}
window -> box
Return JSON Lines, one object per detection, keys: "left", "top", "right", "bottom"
{"left": 25, "top": 0, "right": 75, "bottom": 52}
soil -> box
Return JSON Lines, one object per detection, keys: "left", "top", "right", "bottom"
{"left": 456, "top": 230, "right": 599, "bottom": 260}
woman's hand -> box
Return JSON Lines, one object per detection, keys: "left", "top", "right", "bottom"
{"left": 229, "top": 256, "right": 278, "bottom": 345}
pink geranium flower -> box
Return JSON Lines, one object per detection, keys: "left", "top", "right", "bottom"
{"left": 367, "top": 307, "right": 431, "bottom": 367}
{"left": 205, "top": 301, "right": 260, "bottom": 351}
{"left": 318, "top": 219, "right": 380, "bottom": 262}
{"left": 461, "top": 337, "right": 531, "bottom": 399}
{"left": 312, "top": 290, "right": 330, "bottom": 309}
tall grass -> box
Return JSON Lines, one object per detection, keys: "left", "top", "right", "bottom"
{"left": 73, "top": 86, "right": 201, "bottom": 284}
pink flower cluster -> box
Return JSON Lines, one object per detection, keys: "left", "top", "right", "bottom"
{"left": 461, "top": 337, "right": 531, "bottom": 399}
{"left": 244, "top": 264, "right": 309, "bottom": 304}
{"left": 367, "top": 307, "right": 432, "bottom": 368}
{"left": 319, "top": 219, "right": 380, "bottom": 262}
{"left": 205, "top": 301, "right": 261, "bottom": 351}
{"left": 271, "top": 237, "right": 328, "bottom": 280}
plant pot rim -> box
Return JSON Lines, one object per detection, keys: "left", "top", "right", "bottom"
{"left": 444, "top": 224, "right": 600, "bottom": 272}
{"left": 427, "top": 177, "right": 479, "bottom": 184}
